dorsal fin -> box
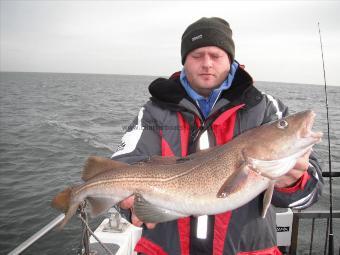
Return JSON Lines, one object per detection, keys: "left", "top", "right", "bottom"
{"left": 186, "top": 146, "right": 217, "bottom": 160}
{"left": 82, "top": 156, "right": 129, "bottom": 181}
{"left": 151, "top": 146, "right": 219, "bottom": 163}
{"left": 132, "top": 155, "right": 180, "bottom": 166}
{"left": 135, "top": 147, "right": 220, "bottom": 167}
{"left": 151, "top": 155, "right": 180, "bottom": 164}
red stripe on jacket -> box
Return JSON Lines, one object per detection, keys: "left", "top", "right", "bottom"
{"left": 176, "top": 112, "right": 191, "bottom": 255}
{"left": 275, "top": 171, "right": 311, "bottom": 193}
{"left": 135, "top": 237, "right": 168, "bottom": 255}
{"left": 212, "top": 104, "right": 244, "bottom": 255}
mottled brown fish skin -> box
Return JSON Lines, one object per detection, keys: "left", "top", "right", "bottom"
{"left": 52, "top": 110, "right": 322, "bottom": 228}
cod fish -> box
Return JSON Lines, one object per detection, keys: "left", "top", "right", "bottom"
{"left": 52, "top": 110, "right": 322, "bottom": 228}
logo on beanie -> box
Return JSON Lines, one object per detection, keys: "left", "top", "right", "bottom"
{"left": 191, "top": 34, "right": 203, "bottom": 42}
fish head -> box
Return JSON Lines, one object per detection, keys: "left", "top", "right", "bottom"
{"left": 242, "top": 110, "right": 322, "bottom": 163}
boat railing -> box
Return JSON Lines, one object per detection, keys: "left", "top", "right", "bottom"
{"left": 8, "top": 210, "right": 339, "bottom": 255}
{"left": 7, "top": 172, "right": 340, "bottom": 255}
{"left": 7, "top": 213, "right": 65, "bottom": 255}
{"left": 289, "top": 209, "right": 340, "bottom": 255}
{"left": 288, "top": 171, "right": 340, "bottom": 255}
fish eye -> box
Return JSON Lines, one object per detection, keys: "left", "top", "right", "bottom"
{"left": 277, "top": 120, "right": 288, "bottom": 129}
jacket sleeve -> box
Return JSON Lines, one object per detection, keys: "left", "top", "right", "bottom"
{"left": 272, "top": 151, "right": 324, "bottom": 209}
{"left": 111, "top": 102, "right": 162, "bottom": 164}
{"left": 261, "top": 93, "right": 324, "bottom": 209}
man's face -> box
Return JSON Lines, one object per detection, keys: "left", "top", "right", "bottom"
{"left": 184, "top": 46, "right": 231, "bottom": 97}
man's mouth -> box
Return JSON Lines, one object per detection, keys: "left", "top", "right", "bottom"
{"left": 199, "top": 73, "right": 215, "bottom": 77}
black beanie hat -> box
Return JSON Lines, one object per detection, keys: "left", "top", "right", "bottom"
{"left": 181, "top": 17, "right": 235, "bottom": 64}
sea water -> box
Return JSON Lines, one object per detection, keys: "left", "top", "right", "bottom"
{"left": 0, "top": 72, "right": 339, "bottom": 254}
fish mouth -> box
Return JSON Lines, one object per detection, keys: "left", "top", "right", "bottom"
{"left": 301, "top": 110, "right": 323, "bottom": 142}
{"left": 291, "top": 110, "right": 322, "bottom": 158}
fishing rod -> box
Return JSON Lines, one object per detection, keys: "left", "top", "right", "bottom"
{"left": 317, "top": 22, "right": 334, "bottom": 255}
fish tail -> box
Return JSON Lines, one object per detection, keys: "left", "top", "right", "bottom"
{"left": 52, "top": 187, "right": 73, "bottom": 213}
{"left": 51, "top": 187, "right": 80, "bottom": 229}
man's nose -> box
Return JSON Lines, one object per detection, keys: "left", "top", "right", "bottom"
{"left": 202, "top": 55, "right": 212, "bottom": 69}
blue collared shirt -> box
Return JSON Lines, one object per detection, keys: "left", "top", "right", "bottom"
{"left": 180, "top": 61, "right": 239, "bottom": 118}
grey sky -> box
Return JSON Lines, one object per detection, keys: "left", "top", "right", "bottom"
{"left": 1, "top": 0, "right": 339, "bottom": 85}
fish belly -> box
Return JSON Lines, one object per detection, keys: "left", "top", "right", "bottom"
{"left": 140, "top": 171, "right": 270, "bottom": 217}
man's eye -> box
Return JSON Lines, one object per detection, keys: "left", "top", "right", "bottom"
{"left": 209, "top": 54, "right": 221, "bottom": 59}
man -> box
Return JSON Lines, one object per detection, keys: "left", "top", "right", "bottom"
{"left": 112, "top": 17, "right": 323, "bottom": 255}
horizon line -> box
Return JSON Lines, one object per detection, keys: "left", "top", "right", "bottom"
{"left": 0, "top": 70, "right": 336, "bottom": 87}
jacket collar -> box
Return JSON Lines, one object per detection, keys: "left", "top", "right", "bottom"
{"left": 148, "top": 66, "right": 263, "bottom": 116}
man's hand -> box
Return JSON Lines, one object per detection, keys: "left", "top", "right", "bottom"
{"left": 119, "top": 195, "right": 157, "bottom": 229}
{"left": 275, "top": 150, "right": 311, "bottom": 188}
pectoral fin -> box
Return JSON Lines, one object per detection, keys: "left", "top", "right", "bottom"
{"left": 261, "top": 181, "right": 275, "bottom": 218}
{"left": 217, "top": 162, "right": 249, "bottom": 198}
{"left": 133, "top": 194, "right": 187, "bottom": 223}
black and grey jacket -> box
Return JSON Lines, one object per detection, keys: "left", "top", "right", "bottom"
{"left": 111, "top": 67, "right": 323, "bottom": 255}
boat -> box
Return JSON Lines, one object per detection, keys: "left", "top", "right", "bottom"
{"left": 7, "top": 170, "right": 340, "bottom": 255}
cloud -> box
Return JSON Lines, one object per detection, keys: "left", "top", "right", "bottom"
{"left": 1, "top": 1, "right": 339, "bottom": 85}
